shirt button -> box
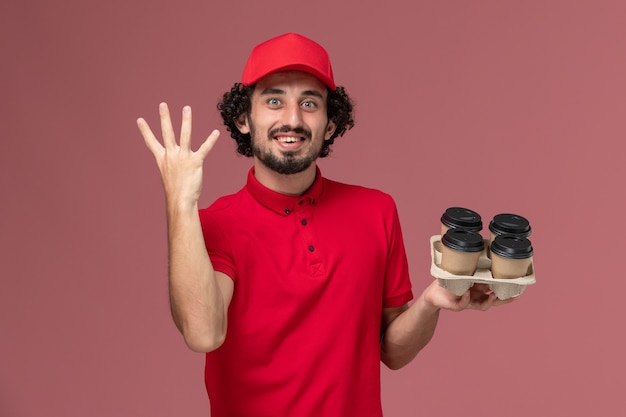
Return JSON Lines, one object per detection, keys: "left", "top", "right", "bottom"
{"left": 298, "top": 200, "right": 304, "bottom": 205}
{"left": 308, "top": 245, "right": 315, "bottom": 252}
{"left": 284, "top": 208, "right": 290, "bottom": 214}
{"left": 301, "top": 219, "right": 307, "bottom": 226}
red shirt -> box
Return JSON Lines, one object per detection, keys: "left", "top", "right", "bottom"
{"left": 199, "top": 167, "right": 413, "bottom": 417}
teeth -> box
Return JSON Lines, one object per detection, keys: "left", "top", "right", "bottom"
{"left": 277, "top": 137, "right": 300, "bottom": 143}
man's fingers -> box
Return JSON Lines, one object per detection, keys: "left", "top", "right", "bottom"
{"left": 471, "top": 293, "right": 496, "bottom": 311}
{"left": 454, "top": 291, "right": 471, "bottom": 311}
{"left": 137, "top": 117, "right": 164, "bottom": 158}
{"left": 180, "top": 105, "right": 192, "bottom": 150}
{"left": 139, "top": 103, "right": 217, "bottom": 163}
{"left": 197, "top": 130, "right": 221, "bottom": 159}
{"left": 492, "top": 296, "right": 516, "bottom": 307}
{"left": 159, "top": 102, "right": 176, "bottom": 149}
{"left": 469, "top": 292, "right": 515, "bottom": 311}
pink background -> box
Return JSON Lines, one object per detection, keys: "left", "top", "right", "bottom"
{"left": 2, "top": 1, "right": 624, "bottom": 416}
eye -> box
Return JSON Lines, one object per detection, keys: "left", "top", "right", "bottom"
{"left": 301, "top": 100, "right": 317, "bottom": 109}
{"left": 267, "top": 98, "right": 281, "bottom": 106}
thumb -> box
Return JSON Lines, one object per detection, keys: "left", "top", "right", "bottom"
{"left": 197, "top": 130, "right": 221, "bottom": 159}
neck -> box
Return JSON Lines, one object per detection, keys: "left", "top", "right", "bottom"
{"left": 253, "top": 160, "right": 317, "bottom": 196}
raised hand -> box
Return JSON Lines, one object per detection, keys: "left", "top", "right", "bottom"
{"left": 137, "top": 102, "right": 220, "bottom": 208}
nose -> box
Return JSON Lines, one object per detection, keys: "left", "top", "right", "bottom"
{"left": 282, "top": 101, "right": 303, "bottom": 127}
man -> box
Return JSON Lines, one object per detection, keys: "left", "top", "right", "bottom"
{"left": 137, "top": 33, "right": 512, "bottom": 417}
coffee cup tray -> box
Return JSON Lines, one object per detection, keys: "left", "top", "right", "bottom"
{"left": 430, "top": 235, "right": 536, "bottom": 300}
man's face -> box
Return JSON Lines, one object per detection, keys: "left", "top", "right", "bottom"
{"left": 237, "top": 71, "right": 336, "bottom": 175}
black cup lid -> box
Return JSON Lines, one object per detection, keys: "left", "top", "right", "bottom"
{"left": 441, "top": 229, "right": 485, "bottom": 252}
{"left": 489, "top": 213, "right": 531, "bottom": 237}
{"left": 490, "top": 234, "right": 533, "bottom": 259}
{"left": 441, "top": 207, "right": 482, "bottom": 231}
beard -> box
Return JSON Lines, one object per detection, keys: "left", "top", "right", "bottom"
{"left": 249, "top": 123, "right": 323, "bottom": 175}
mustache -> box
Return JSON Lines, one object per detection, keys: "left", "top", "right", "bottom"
{"left": 269, "top": 125, "right": 312, "bottom": 139}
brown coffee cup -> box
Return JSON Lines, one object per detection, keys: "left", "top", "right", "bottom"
{"left": 440, "top": 207, "right": 483, "bottom": 236}
{"left": 440, "top": 229, "right": 485, "bottom": 276}
{"left": 488, "top": 213, "right": 532, "bottom": 243}
{"left": 490, "top": 234, "right": 533, "bottom": 279}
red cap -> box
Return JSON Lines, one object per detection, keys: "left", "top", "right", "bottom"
{"left": 241, "top": 33, "right": 336, "bottom": 90}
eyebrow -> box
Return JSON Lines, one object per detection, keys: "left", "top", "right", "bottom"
{"left": 259, "top": 88, "right": 324, "bottom": 99}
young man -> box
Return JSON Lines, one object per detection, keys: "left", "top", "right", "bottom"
{"left": 137, "top": 33, "right": 512, "bottom": 417}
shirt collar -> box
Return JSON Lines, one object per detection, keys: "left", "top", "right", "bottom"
{"left": 246, "top": 166, "right": 324, "bottom": 216}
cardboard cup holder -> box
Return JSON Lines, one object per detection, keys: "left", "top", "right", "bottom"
{"left": 430, "top": 235, "right": 536, "bottom": 300}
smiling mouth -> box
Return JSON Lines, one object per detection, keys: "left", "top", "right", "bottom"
{"left": 276, "top": 136, "right": 304, "bottom": 143}
{"left": 270, "top": 125, "right": 311, "bottom": 143}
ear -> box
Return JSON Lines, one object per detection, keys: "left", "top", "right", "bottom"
{"left": 235, "top": 114, "right": 250, "bottom": 134}
{"left": 324, "top": 120, "right": 336, "bottom": 141}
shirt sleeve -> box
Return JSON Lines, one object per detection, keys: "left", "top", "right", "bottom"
{"left": 382, "top": 198, "right": 414, "bottom": 308}
{"left": 199, "top": 208, "right": 237, "bottom": 282}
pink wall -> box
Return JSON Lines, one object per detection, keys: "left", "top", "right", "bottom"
{"left": 2, "top": 1, "right": 624, "bottom": 416}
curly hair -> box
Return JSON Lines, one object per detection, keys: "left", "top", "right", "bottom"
{"left": 217, "top": 83, "right": 355, "bottom": 158}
